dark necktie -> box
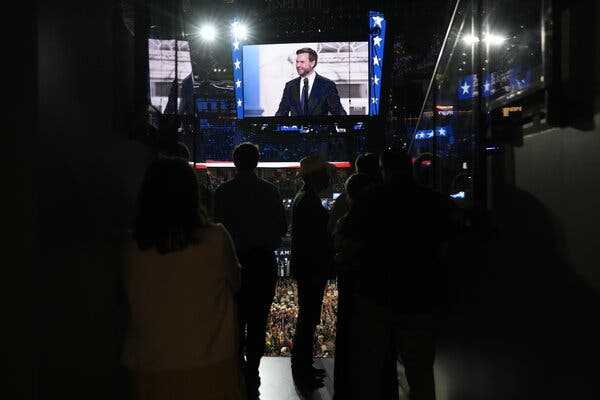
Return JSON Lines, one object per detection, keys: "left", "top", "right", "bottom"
{"left": 300, "top": 77, "right": 309, "bottom": 116}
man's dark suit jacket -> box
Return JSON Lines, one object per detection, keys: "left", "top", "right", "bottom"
{"left": 290, "top": 185, "right": 333, "bottom": 280}
{"left": 275, "top": 73, "right": 347, "bottom": 116}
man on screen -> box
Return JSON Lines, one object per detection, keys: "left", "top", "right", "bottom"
{"left": 275, "top": 47, "right": 347, "bottom": 116}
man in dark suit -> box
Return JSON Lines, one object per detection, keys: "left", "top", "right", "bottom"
{"left": 339, "top": 150, "right": 458, "bottom": 400}
{"left": 275, "top": 47, "right": 347, "bottom": 116}
{"left": 290, "top": 155, "right": 334, "bottom": 397}
{"left": 214, "top": 143, "right": 288, "bottom": 400}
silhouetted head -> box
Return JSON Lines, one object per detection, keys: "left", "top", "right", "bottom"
{"left": 134, "top": 157, "right": 208, "bottom": 254}
{"left": 300, "top": 155, "right": 330, "bottom": 193}
{"left": 160, "top": 141, "right": 191, "bottom": 161}
{"left": 233, "top": 142, "right": 260, "bottom": 172}
{"left": 354, "top": 152, "right": 381, "bottom": 182}
{"left": 379, "top": 149, "right": 414, "bottom": 183}
{"left": 345, "top": 173, "right": 373, "bottom": 207}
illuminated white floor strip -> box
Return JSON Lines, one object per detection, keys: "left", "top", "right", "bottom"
{"left": 259, "top": 357, "right": 333, "bottom": 400}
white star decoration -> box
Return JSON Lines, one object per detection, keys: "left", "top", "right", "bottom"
{"left": 373, "top": 36, "right": 383, "bottom": 47}
{"left": 234, "top": 59, "right": 241, "bottom": 69}
{"left": 372, "top": 16, "right": 384, "bottom": 28}
{"left": 237, "top": 99, "right": 242, "bottom": 107}
{"left": 484, "top": 81, "right": 491, "bottom": 92}
{"left": 371, "top": 97, "right": 378, "bottom": 104}
{"left": 233, "top": 41, "right": 240, "bottom": 50}
{"left": 373, "top": 55, "right": 379, "bottom": 66}
{"left": 235, "top": 80, "right": 241, "bottom": 88}
{"left": 373, "top": 75, "right": 380, "bottom": 85}
{"left": 461, "top": 82, "right": 470, "bottom": 95}
{"left": 438, "top": 127, "right": 446, "bottom": 136}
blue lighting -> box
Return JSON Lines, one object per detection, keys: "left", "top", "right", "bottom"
{"left": 450, "top": 191, "right": 465, "bottom": 199}
{"left": 231, "top": 27, "right": 244, "bottom": 119}
{"left": 458, "top": 73, "right": 493, "bottom": 100}
{"left": 509, "top": 67, "right": 531, "bottom": 92}
{"left": 277, "top": 125, "right": 302, "bottom": 132}
{"left": 415, "top": 126, "right": 451, "bottom": 140}
{"left": 353, "top": 122, "right": 365, "bottom": 130}
{"left": 369, "top": 11, "right": 386, "bottom": 116}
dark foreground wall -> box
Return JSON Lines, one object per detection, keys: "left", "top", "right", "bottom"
{"left": 34, "top": 1, "right": 151, "bottom": 399}
{"left": 435, "top": 110, "right": 600, "bottom": 398}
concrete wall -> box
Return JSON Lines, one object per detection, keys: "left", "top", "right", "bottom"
{"left": 514, "top": 114, "right": 600, "bottom": 291}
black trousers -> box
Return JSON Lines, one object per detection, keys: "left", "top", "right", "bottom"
{"left": 237, "top": 249, "right": 278, "bottom": 391}
{"left": 345, "top": 297, "right": 437, "bottom": 400}
{"left": 332, "top": 273, "right": 356, "bottom": 399}
{"left": 291, "top": 275, "right": 327, "bottom": 373}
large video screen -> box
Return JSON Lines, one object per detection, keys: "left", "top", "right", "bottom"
{"left": 148, "top": 39, "right": 194, "bottom": 114}
{"left": 242, "top": 42, "right": 369, "bottom": 117}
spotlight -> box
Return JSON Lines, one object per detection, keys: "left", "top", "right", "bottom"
{"left": 199, "top": 24, "right": 217, "bottom": 42}
{"left": 231, "top": 21, "right": 248, "bottom": 40}
{"left": 462, "top": 34, "right": 480, "bottom": 45}
{"left": 482, "top": 33, "right": 506, "bottom": 46}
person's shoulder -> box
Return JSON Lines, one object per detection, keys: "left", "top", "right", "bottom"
{"left": 316, "top": 73, "right": 335, "bottom": 85}
{"left": 257, "top": 177, "right": 280, "bottom": 193}
{"left": 285, "top": 76, "right": 300, "bottom": 87}
{"left": 293, "top": 189, "right": 308, "bottom": 205}
{"left": 204, "top": 222, "right": 231, "bottom": 241}
{"left": 363, "top": 182, "right": 386, "bottom": 199}
{"left": 215, "top": 177, "right": 237, "bottom": 192}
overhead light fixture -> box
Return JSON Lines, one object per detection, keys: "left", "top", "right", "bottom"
{"left": 199, "top": 24, "right": 217, "bottom": 42}
{"left": 231, "top": 21, "right": 248, "bottom": 40}
{"left": 463, "top": 33, "right": 506, "bottom": 46}
{"left": 462, "top": 34, "right": 480, "bottom": 45}
{"left": 482, "top": 33, "right": 506, "bottom": 46}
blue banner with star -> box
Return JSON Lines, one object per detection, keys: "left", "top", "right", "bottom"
{"left": 458, "top": 73, "right": 494, "bottom": 100}
{"left": 415, "top": 125, "right": 453, "bottom": 140}
{"left": 232, "top": 37, "right": 244, "bottom": 119}
{"left": 369, "top": 11, "right": 386, "bottom": 116}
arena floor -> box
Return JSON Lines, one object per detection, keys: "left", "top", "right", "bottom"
{"left": 259, "top": 357, "right": 334, "bottom": 400}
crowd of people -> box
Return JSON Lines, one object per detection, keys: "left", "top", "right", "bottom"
{"left": 122, "top": 137, "right": 459, "bottom": 400}
{"left": 265, "top": 279, "right": 338, "bottom": 358}
{"left": 192, "top": 130, "right": 368, "bottom": 165}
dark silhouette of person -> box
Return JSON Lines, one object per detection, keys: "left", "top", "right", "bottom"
{"left": 214, "top": 143, "right": 287, "bottom": 400}
{"left": 339, "top": 149, "right": 457, "bottom": 400}
{"left": 124, "top": 157, "right": 244, "bottom": 399}
{"left": 328, "top": 152, "right": 382, "bottom": 233}
{"left": 160, "top": 140, "right": 215, "bottom": 219}
{"left": 275, "top": 47, "right": 347, "bottom": 116}
{"left": 332, "top": 172, "right": 376, "bottom": 400}
{"left": 290, "top": 155, "right": 334, "bottom": 396}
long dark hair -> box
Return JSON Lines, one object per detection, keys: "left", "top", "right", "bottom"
{"left": 134, "top": 157, "right": 208, "bottom": 254}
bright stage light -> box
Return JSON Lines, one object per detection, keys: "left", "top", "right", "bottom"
{"left": 231, "top": 21, "right": 248, "bottom": 40}
{"left": 199, "top": 24, "right": 217, "bottom": 42}
{"left": 463, "top": 33, "right": 506, "bottom": 46}
{"left": 462, "top": 34, "right": 480, "bottom": 45}
{"left": 482, "top": 33, "right": 506, "bottom": 46}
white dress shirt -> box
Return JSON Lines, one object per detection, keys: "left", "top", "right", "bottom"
{"left": 299, "top": 70, "right": 316, "bottom": 103}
